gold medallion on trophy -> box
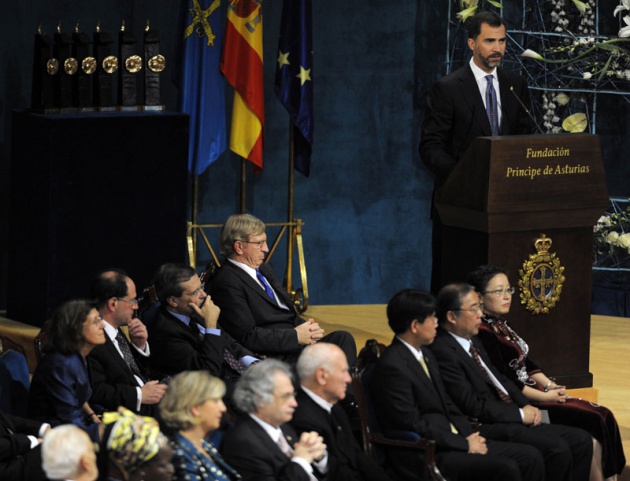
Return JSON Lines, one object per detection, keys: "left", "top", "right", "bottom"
{"left": 102, "top": 56, "right": 119, "bottom": 74}
{"left": 47, "top": 58, "right": 59, "bottom": 75}
{"left": 147, "top": 54, "right": 166, "bottom": 73}
{"left": 64, "top": 57, "right": 78, "bottom": 75}
{"left": 125, "top": 55, "right": 143, "bottom": 73}
{"left": 82, "top": 57, "right": 97, "bottom": 74}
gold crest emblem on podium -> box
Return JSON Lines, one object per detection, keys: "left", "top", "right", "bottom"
{"left": 518, "top": 234, "right": 565, "bottom": 314}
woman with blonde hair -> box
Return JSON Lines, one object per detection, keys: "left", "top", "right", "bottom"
{"left": 160, "top": 371, "right": 240, "bottom": 481}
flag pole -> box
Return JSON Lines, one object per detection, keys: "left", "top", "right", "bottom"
{"left": 286, "top": 121, "right": 295, "bottom": 291}
{"left": 240, "top": 158, "right": 247, "bottom": 214}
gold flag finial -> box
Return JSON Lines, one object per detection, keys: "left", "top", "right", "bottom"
{"left": 96, "top": 20, "right": 100, "bottom": 33}
{"left": 75, "top": 21, "right": 79, "bottom": 33}
{"left": 121, "top": 19, "right": 125, "bottom": 32}
{"left": 57, "top": 21, "right": 61, "bottom": 33}
{"left": 37, "top": 23, "right": 42, "bottom": 35}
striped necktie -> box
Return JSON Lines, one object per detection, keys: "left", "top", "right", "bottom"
{"left": 485, "top": 74, "right": 500, "bottom": 136}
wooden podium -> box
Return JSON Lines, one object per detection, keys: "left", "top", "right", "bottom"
{"left": 435, "top": 134, "right": 608, "bottom": 388}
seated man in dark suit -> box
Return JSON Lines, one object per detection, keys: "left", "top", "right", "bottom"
{"left": 210, "top": 213, "right": 356, "bottom": 365}
{"left": 0, "top": 410, "right": 50, "bottom": 480}
{"left": 88, "top": 269, "right": 167, "bottom": 417}
{"left": 293, "top": 343, "right": 393, "bottom": 481}
{"left": 147, "top": 263, "right": 258, "bottom": 391}
{"left": 372, "top": 289, "right": 545, "bottom": 481}
{"left": 222, "top": 359, "right": 327, "bottom": 481}
{"left": 429, "top": 283, "right": 592, "bottom": 481}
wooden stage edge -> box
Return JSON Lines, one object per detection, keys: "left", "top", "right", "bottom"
{"left": 2, "top": 306, "right": 629, "bottom": 478}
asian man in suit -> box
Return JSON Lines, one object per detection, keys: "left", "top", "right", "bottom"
{"left": 371, "top": 289, "right": 545, "bottom": 481}
{"left": 429, "top": 283, "right": 592, "bottom": 481}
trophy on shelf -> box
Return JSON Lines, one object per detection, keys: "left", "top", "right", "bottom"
{"left": 144, "top": 20, "right": 165, "bottom": 111}
{"left": 73, "top": 22, "right": 96, "bottom": 111}
{"left": 31, "top": 23, "right": 56, "bottom": 112}
{"left": 118, "top": 19, "right": 141, "bottom": 110}
{"left": 53, "top": 22, "right": 76, "bottom": 111}
{"left": 94, "top": 21, "right": 117, "bottom": 111}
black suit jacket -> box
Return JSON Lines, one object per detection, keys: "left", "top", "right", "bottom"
{"left": 146, "top": 306, "right": 254, "bottom": 380}
{"left": 210, "top": 261, "right": 304, "bottom": 358}
{"left": 87, "top": 334, "right": 157, "bottom": 417}
{"left": 429, "top": 329, "right": 529, "bottom": 424}
{"left": 221, "top": 415, "right": 318, "bottom": 481}
{"left": 0, "top": 411, "right": 47, "bottom": 480}
{"left": 420, "top": 63, "right": 532, "bottom": 184}
{"left": 291, "top": 389, "right": 391, "bottom": 481}
{"left": 372, "top": 337, "right": 473, "bottom": 452}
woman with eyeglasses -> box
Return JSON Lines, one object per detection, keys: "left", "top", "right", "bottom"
{"left": 468, "top": 265, "right": 625, "bottom": 481}
{"left": 28, "top": 299, "right": 106, "bottom": 442}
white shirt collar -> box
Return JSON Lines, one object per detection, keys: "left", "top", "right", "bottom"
{"left": 300, "top": 385, "right": 333, "bottom": 413}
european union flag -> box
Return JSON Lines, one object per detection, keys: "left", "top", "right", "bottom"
{"left": 274, "top": 0, "right": 313, "bottom": 177}
{"left": 178, "top": 0, "right": 226, "bottom": 176}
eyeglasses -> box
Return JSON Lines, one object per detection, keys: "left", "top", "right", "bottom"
{"left": 484, "top": 287, "right": 515, "bottom": 297}
{"left": 117, "top": 297, "right": 139, "bottom": 306}
{"left": 184, "top": 283, "right": 206, "bottom": 298}
{"left": 240, "top": 239, "right": 267, "bottom": 248}
{"left": 89, "top": 316, "right": 104, "bottom": 326}
{"left": 454, "top": 304, "right": 484, "bottom": 313}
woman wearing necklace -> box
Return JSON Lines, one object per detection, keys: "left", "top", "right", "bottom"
{"left": 160, "top": 371, "right": 241, "bottom": 481}
{"left": 468, "top": 264, "right": 625, "bottom": 481}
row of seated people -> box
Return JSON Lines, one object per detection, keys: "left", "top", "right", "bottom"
{"left": 9, "top": 211, "right": 625, "bottom": 480}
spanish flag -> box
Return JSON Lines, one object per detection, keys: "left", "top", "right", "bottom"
{"left": 221, "top": 0, "right": 264, "bottom": 170}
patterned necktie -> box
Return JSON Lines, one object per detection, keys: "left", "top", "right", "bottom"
{"left": 256, "top": 269, "right": 276, "bottom": 302}
{"left": 485, "top": 74, "right": 500, "bottom": 136}
{"left": 419, "top": 356, "right": 431, "bottom": 379}
{"left": 469, "top": 343, "right": 512, "bottom": 403}
{"left": 223, "top": 348, "right": 247, "bottom": 374}
{"left": 277, "top": 433, "right": 293, "bottom": 457}
{"left": 115, "top": 330, "right": 146, "bottom": 382}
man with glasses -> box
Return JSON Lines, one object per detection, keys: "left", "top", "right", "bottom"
{"left": 88, "top": 269, "right": 166, "bottom": 417}
{"left": 429, "top": 283, "right": 593, "bottom": 481}
{"left": 222, "top": 359, "right": 327, "bottom": 481}
{"left": 210, "top": 213, "right": 356, "bottom": 365}
{"left": 147, "top": 263, "right": 258, "bottom": 403}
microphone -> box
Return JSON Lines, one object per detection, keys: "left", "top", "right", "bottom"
{"left": 510, "top": 86, "right": 544, "bottom": 134}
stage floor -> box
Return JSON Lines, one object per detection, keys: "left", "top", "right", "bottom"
{"left": 2, "top": 306, "right": 629, "bottom": 478}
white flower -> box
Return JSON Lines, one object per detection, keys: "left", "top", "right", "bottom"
{"left": 618, "top": 233, "right": 630, "bottom": 248}
{"left": 613, "top": 0, "right": 630, "bottom": 18}
{"left": 521, "top": 49, "right": 544, "bottom": 60}
{"left": 620, "top": 15, "right": 630, "bottom": 37}
{"left": 583, "top": 72, "right": 593, "bottom": 79}
{"left": 607, "top": 231, "right": 620, "bottom": 245}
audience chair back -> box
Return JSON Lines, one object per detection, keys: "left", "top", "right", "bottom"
{"left": 352, "top": 339, "right": 446, "bottom": 481}
{"left": 0, "top": 339, "right": 31, "bottom": 416}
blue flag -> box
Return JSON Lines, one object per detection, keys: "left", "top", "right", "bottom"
{"left": 179, "top": 0, "right": 226, "bottom": 176}
{"left": 274, "top": 0, "right": 313, "bottom": 177}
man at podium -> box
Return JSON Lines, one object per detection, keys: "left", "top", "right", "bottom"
{"left": 420, "top": 10, "right": 533, "bottom": 291}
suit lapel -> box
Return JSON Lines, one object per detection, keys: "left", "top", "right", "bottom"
{"left": 226, "top": 261, "right": 284, "bottom": 307}
{"left": 457, "top": 65, "right": 492, "bottom": 136}
{"left": 104, "top": 336, "right": 137, "bottom": 381}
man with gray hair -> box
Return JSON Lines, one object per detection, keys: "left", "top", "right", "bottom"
{"left": 292, "top": 343, "right": 393, "bottom": 481}
{"left": 210, "top": 213, "right": 356, "bottom": 365}
{"left": 221, "top": 359, "right": 327, "bottom": 481}
{"left": 41, "top": 424, "right": 98, "bottom": 481}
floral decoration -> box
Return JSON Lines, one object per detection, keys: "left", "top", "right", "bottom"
{"left": 593, "top": 199, "right": 630, "bottom": 268}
